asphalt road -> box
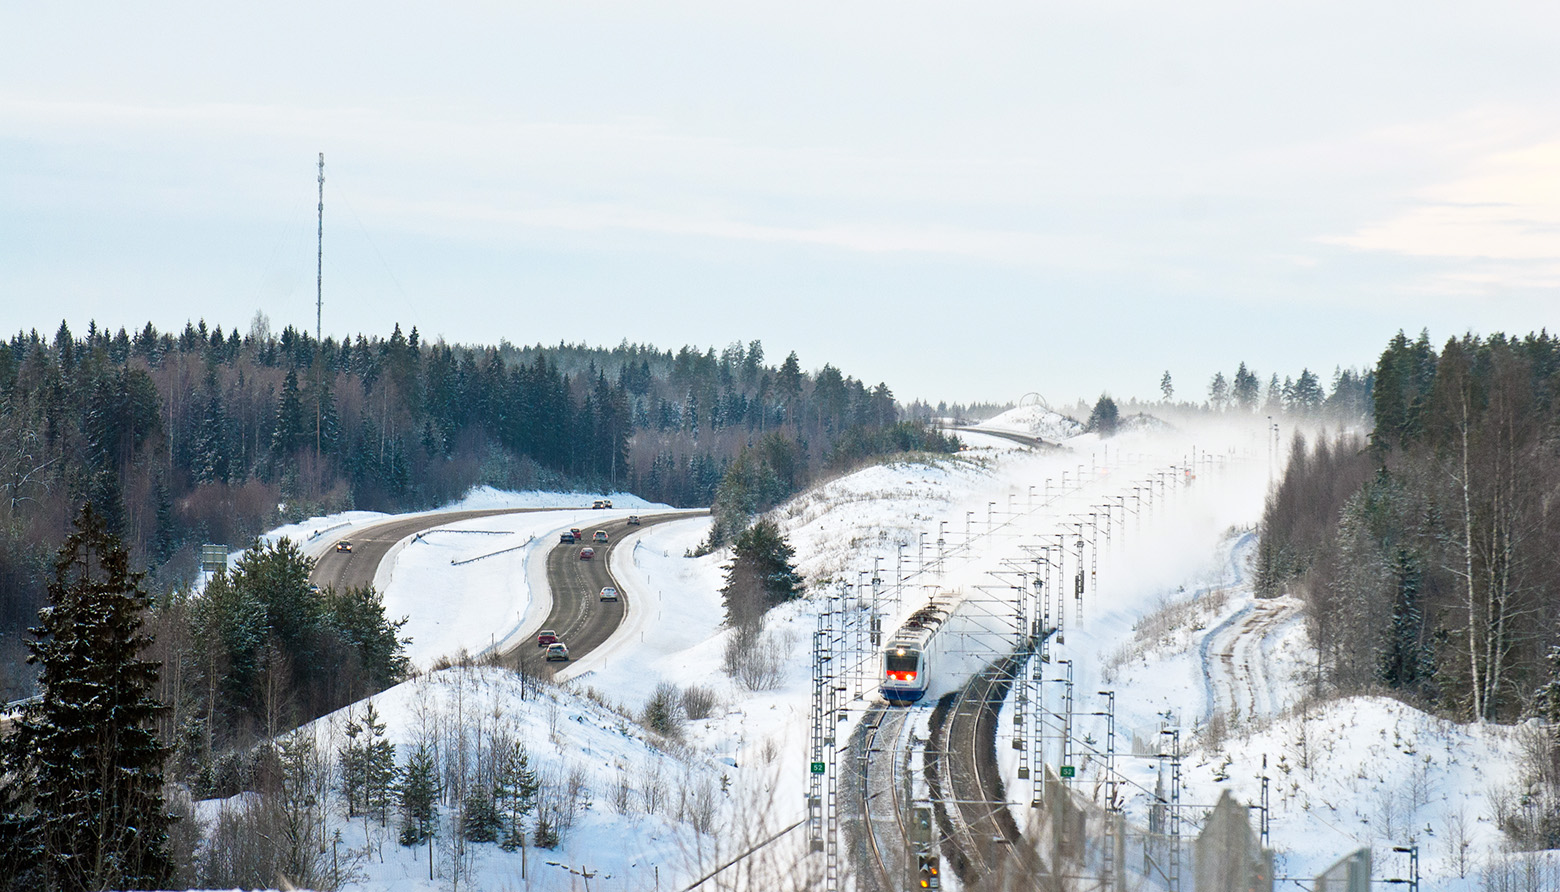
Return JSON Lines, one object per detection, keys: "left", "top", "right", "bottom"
{"left": 508, "top": 510, "right": 696, "bottom": 678}
{"left": 306, "top": 504, "right": 703, "bottom": 680}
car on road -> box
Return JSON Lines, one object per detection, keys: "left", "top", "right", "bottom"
{"left": 559, "top": 531, "right": 577, "bottom": 543}
{"left": 335, "top": 541, "right": 353, "bottom": 553}
{"left": 579, "top": 547, "right": 595, "bottom": 560}
{"left": 627, "top": 515, "right": 641, "bottom": 525}
{"left": 536, "top": 629, "right": 558, "bottom": 646}
{"left": 599, "top": 586, "right": 618, "bottom": 601}
{"left": 592, "top": 530, "right": 609, "bottom": 543}
{"left": 592, "top": 499, "right": 612, "bottom": 509}
{"left": 570, "top": 528, "right": 582, "bottom": 540}
{"left": 544, "top": 642, "right": 570, "bottom": 661}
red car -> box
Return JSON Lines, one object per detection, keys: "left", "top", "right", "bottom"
{"left": 536, "top": 629, "right": 558, "bottom": 647}
{"left": 579, "top": 547, "right": 595, "bottom": 560}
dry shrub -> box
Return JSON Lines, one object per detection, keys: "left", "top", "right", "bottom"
{"left": 681, "top": 684, "right": 719, "bottom": 720}
{"left": 722, "top": 624, "right": 789, "bottom": 692}
{"left": 177, "top": 479, "right": 279, "bottom": 546}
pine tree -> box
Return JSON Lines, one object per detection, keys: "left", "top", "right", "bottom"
{"left": 1208, "top": 371, "right": 1229, "bottom": 410}
{"left": 721, "top": 519, "right": 804, "bottom": 628}
{"left": 494, "top": 740, "right": 538, "bottom": 850}
{"left": 1232, "top": 362, "right": 1261, "bottom": 411}
{"left": 398, "top": 743, "right": 439, "bottom": 846}
{"left": 192, "top": 368, "right": 230, "bottom": 484}
{"left": 272, "top": 368, "right": 307, "bottom": 459}
{"left": 362, "top": 702, "right": 398, "bottom": 823}
{"left": 340, "top": 700, "right": 396, "bottom": 822}
{"left": 1087, "top": 395, "right": 1120, "bottom": 435}
{"left": 1159, "top": 370, "right": 1173, "bottom": 402}
{"left": 533, "top": 816, "right": 560, "bottom": 849}
{"left": 0, "top": 503, "right": 173, "bottom": 890}
{"left": 340, "top": 708, "right": 368, "bottom": 817}
{"left": 460, "top": 791, "right": 502, "bottom": 843}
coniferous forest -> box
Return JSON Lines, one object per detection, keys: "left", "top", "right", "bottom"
{"left": 1258, "top": 330, "right": 1560, "bottom": 727}
{"left": 0, "top": 317, "right": 950, "bottom": 704}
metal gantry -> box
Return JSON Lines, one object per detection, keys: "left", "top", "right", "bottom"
{"left": 809, "top": 612, "right": 827, "bottom": 853}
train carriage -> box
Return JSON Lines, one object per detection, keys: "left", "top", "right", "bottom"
{"left": 879, "top": 596, "right": 955, "bottom": 705}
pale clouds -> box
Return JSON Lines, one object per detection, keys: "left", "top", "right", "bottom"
{"left": 1329, "top": 125, "right": 1560, "bottom": 290}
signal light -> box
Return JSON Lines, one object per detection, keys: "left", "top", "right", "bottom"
{"left": 917, "top": 853, "right": 940, "bottom": 889}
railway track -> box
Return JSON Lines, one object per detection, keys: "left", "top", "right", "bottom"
{"left": 925, "top": 653, "right": 1041, "bottom": 888}
{"left": 852, "top": 706, "right": 914, "bottom": 892}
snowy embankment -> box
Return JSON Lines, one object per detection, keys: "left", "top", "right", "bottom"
{"left": 974, "top": 403, "right": 1085, "bottom": 441}
{"left": 221, "top": 428, "right": 1548, "bottom": 891}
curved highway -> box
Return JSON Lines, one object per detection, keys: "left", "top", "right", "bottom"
{"left": 307, "top": 504, "right": 703, "bottom": 681}
{"left": 309, "top": 507, "right": 560, "bottom": 592}
{"left": 506, "top": 510, "right": 697, "bottom": 678}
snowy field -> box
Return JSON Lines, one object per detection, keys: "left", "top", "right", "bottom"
{"left": 217, "top": 424, "right": 1552, "bottom": 891}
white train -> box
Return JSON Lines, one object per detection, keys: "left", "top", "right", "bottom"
{"left": 879, "top": 593, "right": 966, "bottom": 704}
{"left": 880, "top": 590, "right": 1007, "bottom": 705}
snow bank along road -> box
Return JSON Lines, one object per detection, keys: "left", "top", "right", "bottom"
{"left": 310, "top": 507, "right": 559, "bottom": 592}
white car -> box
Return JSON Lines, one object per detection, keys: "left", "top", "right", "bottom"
{"left": 599, "top": 586, "right": 619, "bottom": 602}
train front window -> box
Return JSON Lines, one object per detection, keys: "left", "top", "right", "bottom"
{"left": 885, "top": 650, "right": 919, "bottom": 681}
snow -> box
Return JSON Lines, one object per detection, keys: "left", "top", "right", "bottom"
{"left": 974, "top": 404, "right": 1085, "bottom": 441}
{"left": 212, "top": 430, "right": 1546, "bottom": 891}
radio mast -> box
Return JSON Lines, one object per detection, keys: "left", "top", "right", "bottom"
{"left": 316, "top": 152, "right": 324, "bottom": 341}
{"left": 314, "top": 153, "right": 325, "bottom": 478}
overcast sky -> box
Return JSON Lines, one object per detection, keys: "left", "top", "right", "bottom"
{"left": 4, "top": 2, "right": 1559, "bottom": 405}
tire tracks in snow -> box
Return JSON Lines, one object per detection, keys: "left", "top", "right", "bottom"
{"left": 1202, "top": 596, "right": 1301, "bottom": 725}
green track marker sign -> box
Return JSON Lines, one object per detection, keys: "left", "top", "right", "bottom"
{"left": 1060, "top": 765, "right": 1076, "bottom": 778}
{"left": 810, "top": 761, "right": 826, "bottom": 774}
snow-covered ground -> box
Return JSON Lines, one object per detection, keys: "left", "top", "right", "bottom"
{"left": 974, "top": 403, "right": 1085, "bottom": 441}
{"left": 216, "top": 425, "right": 1550, "bottom": 891}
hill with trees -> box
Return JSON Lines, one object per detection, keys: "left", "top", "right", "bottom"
{"left": 0, "top": 318, "right": 948, "bottom": 701}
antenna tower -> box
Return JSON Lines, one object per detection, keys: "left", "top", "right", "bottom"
{"left": 316, "top": 153, "right": 325, "bottom": 341}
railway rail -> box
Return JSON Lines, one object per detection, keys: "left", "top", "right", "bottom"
{"left": 852, "top": 706, "right": 914, "bottom": 892}
{"left": 925, "top": 652, "right": 1042, "bottom": 888}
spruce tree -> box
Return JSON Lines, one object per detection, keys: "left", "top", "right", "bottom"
{"left": 721, "top": 519, "right": 804, "bottom": 627}
{"left": 1087, "top": 395, "right": 1120, "bottom": 435}
{"left": 397, "top": 744, "right": 439, "bottom": 846}
{"left": 0, "top": 504, "right": 173, "bottom": 890}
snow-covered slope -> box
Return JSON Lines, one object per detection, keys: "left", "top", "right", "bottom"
{"left": 221, "top": 433, "right": 1547, "bottom": 891}
{"left": 976, "top": 404, "right": 1085, "bottom": 440}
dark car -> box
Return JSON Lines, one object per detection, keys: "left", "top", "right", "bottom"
{"left": 335, "top": 541, "right": 353, "bottom": 553}
{"left": 560, "top": 531, "right": 577, "bottom": 543}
